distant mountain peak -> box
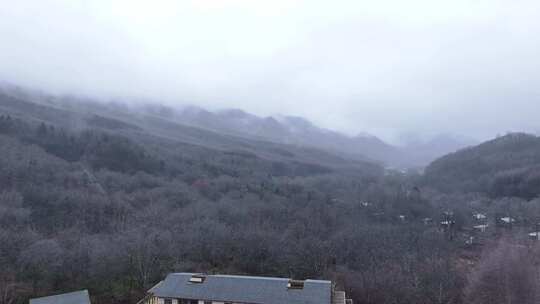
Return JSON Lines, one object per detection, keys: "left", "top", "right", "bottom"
{"left": 354, "top": 132, "right": 378, "bottom": 140}
{"left": 178, "top": 105, "right": 210, "bottom": 115}
{"left": 216, "top": 108, "right": 253, "bottom": 119}
{"left": 494, "top": 132, "right": 536, "bottom": 141}
{"left": 273, "top": 115, "right": 315, "bottom": 129}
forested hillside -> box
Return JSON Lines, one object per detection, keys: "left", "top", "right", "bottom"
{"left": 0, "top": 92, "right": 463, "bottom": 304}
{"left": 2, "top": 93, "right": 540, "bottom": 304}
{"left": 425, "top": 133, "right": 540, "bottom": 199}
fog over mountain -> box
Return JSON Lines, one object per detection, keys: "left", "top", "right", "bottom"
{"left": 0, "top": 83, "right": 476, "bottom": 167}
{"left": 1, "top": 0, "right": 540, "bottom": 142}
{"left": 159, "top": 103, "right": 478, "bottom": 167}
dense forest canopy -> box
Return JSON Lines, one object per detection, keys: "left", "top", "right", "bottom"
{"left": 425, "top": 133, "right": 540, "bottom": 199}
{"left": 1, "top": 92, "right": 540, "bottom": 304}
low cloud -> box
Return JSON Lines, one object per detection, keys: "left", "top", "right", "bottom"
{"left": 1, "top": 0, "right": 539, "bottom": 142}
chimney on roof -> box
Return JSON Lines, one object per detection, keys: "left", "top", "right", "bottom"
{"left": 287, "top": 279, "right": 305, "bottom": 289}
{"left": 189, "top": 274, "right": 206, "bottom": 283}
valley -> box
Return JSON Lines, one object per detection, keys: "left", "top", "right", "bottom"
{"left": 1, "top": 88, "right": 539, "bottom": 304}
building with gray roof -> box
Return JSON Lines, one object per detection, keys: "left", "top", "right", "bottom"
{"left": 141, "top": 273, "right": 350, "bottom": 304}
{"left": 29, "top": 290, "right": 91, "bottom": 304}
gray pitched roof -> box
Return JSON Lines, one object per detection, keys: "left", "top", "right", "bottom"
{"left": 149, "top": 273, "right": 332, "bottom": 304}
{"left": 30, "top": 290, "right": 90, "bottom": 304}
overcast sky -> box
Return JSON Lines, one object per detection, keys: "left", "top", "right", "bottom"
{"left": 1, "top": 0, "right": 539, "bottom": 142}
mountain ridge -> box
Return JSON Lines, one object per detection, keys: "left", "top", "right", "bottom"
{"left": 0, "top": 82, "right": 475, "bottom": 168}
{"left": 424, "top": 132, "right": 540, "bottom": 198}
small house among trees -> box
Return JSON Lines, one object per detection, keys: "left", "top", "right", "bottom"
{"left": 473, "top": 213, "right": 487, "bottom": 221}
{"left": 497, "top": 216, "right": 516, "bottom": 229}
{"left": 473, "top": 224, "right": 489, "bottom": 233}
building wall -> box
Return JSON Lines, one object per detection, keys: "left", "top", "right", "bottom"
{"left": 152, "top": 294, "right": 346, "bottom": 304}
{"left": 156, "top": 297, "right": 235, "bottom": 304}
